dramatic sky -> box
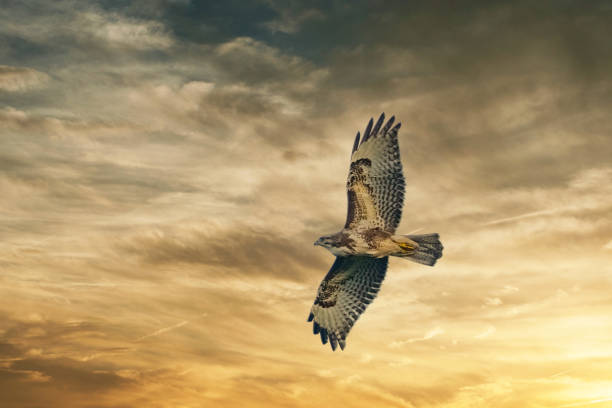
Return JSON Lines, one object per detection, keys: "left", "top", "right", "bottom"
{"left": 2, "top": 1, "right": 612, "bottom": 407}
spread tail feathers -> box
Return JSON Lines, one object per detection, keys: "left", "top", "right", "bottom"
{"left": 392, "top": 233, "right": 443, "bottom": 266}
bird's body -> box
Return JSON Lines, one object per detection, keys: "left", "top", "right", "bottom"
{"left": 315, "top": 228, "right": 417, "bottom": 258}
{"left": 308, "top": 113, "right": 443, "bottom": 351}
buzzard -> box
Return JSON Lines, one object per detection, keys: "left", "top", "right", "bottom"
{"left": 308, "top": 113, "right": 443, "bottom": 351}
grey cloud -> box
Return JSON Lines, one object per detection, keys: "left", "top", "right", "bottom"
{"left": 213, "top": 37, "right": 324, "bottom": 86}
{"left": 117, "top": 224, "right": 328, "bottom": 282}
{"left": 335, "top": 1, "right": 612, "bottom": 82}
{"left": 0, "top": 65, "right": 49, "bottom": 92}
{"left": 262, "top": 6, "right": 325, "bottom": 34}
{"left": 0, "top": 2, "right": 174, "bottom": 53}
{"left": 0, "top": 108, "right": 200, "bottom": 217}
{"left": 307, "top": 2, "right": 612, "bottom": 192}
{"left": 78, "top": 11, "right": 174, "bottom": 50}
{"left": 1, "top": 2, "right": 612, "bottom": 407}
{"left": 0, "top": 150, "right": 197, "bottom": 220}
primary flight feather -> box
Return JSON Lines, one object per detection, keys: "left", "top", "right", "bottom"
{"left": 308, "top": 113, "right": 443, "bottom": 351}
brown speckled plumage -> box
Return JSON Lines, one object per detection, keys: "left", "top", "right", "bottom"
{"left": 308, "top": 113, "right": 443, "bottom": 351}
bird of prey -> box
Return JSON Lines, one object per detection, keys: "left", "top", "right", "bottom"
{"left": 308, "top": 113, "right": 443, "bottom": 351}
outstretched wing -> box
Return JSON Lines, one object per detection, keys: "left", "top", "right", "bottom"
{"left": 345, "top": 113, "right": 405, "bottom": 233}
{"left": 307, "top": 256, "right": 388, "bottom": 351}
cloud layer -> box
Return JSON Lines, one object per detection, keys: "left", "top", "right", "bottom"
{"left": 1, "top": 1, "right": 612, "bottom": 407}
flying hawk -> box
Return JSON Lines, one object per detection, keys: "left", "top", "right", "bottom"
{"left": 308, "top": 113, "right": 443, "bottom": 351}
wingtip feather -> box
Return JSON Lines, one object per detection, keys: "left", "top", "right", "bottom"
{"left": 382, "top": 116, "right": 395, "bottom": 135}
{"left": 329, "top": 334, "right": 338, "bottom": 351}
{"left": 352, "top": 131, "right": 360, "bottom": 154}
{"left": 308, "top": 256, "right": 389, "bottom": 351}
{"left": 390, "top": 122, "right": 401, "bottom": 135}
{"left": 371, "top": 113, "right": 385, "bottom": 139}
{"left": 320, "top": 328, "right": 328, "bottom": 345}
{"left": 361, "top": 118, "right": 374, "bottom": 144}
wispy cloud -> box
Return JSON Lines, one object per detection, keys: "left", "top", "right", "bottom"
{"left": 473, "top": 326, "right": 496, "bottom": 339}
{"left": 482, "top": 208, "right": 564, "bottom": 226}
{"left": 1, "top": 1, "right": 612, "bottom": 407}
{"left": 559, "top": 397, "right": 612, "bottom": 408}
{"left": 389, "top": 327, "right": 445, "bottom": 348}
{"left": 80, "top": 12, "right": 174, "bottom": 49}
{"left": 135, "top": 320, "right": 190, "bottom": 342}
{"left": 0, "top": 66, "right": 49, "bottom": 92}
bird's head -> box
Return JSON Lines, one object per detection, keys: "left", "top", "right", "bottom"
{"left": 314, "top": 234, "right": 337, "bottom": 249}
